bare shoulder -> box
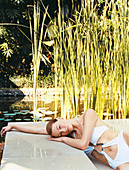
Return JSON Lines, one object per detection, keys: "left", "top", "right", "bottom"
{"left": 82, "top": 108, "right": 97, "bottom": 116}
{"left": 83, "top": 109, "right": 98, "bottom": 120}
{"left": 85, "top": 108, "right": 97, "bottom": 114}
{"left": 80, "top": 109, "right": 98, "bottom": 126}
{"left": 79, "top": 109, "right": 104, "bottom": 126}
{"left": 84, "top": 109, "right": 105, "bottom": 126}
{"left": 123, "top": 130, "right": 129, "bottom": 146}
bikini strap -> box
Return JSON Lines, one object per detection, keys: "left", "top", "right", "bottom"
{"left": 75, "top": 115, "right": 84, "bottom": 128}
{"left": 96, "top": 143, "right": 104, "bottom": 146}
{"left": 94, "top": 143, "right": 104, "bottom": 155}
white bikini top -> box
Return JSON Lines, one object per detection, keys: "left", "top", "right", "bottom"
{"left": 74, "top": 115, "right": 109, "bottom": 145}
{"left": 91, "top": 125, "right": 109, "bottom": 145}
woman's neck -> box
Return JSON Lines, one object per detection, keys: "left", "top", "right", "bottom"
{"left": 70, "top": 118, "right": 82, "bottom": 132}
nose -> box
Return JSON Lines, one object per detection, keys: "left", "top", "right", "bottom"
{"left": 60, "top": 127, "right": 66, "bottom": 132}
{"left": 59, "top": 127, "right": 68, "bottom": 136}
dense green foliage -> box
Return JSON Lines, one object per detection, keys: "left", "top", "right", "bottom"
{"left": 0, "top": 0, "right": 58, "bottom": 87}
{"left": 0, "top": 0, "right": 32, "bottom": 87}
{"left": 0, "top": 0, "right": 104, "bottom": 88}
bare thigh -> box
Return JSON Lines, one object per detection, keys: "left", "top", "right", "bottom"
{"left": 117, "top": 163, "right": 129, "bottom": 170}
{"left": 116, "top": 131, "right": 129, "bottom": 170}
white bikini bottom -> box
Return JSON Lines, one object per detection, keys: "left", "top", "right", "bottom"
{"left": 84, "top": 130, "right": 129, "bottom": 169}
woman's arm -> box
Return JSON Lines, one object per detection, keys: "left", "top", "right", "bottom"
{"left": 48, "top": 136, "right": 85, "bottom": 150}
{"left": 80, "top": 108, "right": 98, "bottom": 149}
{"left": 48, "top": 109, "right": 98, "bottom": 150}
{"left": 1, "top": 124, "right": 48, "bottom": 137}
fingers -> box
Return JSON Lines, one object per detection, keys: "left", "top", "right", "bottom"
{"left": 1, "top": 128, "right": 4, "bottom": 137}
{"left": 1, "top": 127, "right": 7, "bottom": 137}
{"left": 46, "top": 137, "right": 50, "bottom": 140}
{"left": 1, "top": 128, "right": 5, "bottom": 137}
{"left": 46, "top": 137, "right": 57, "bottom": 141}
{"left": 46, "top": 137, "right": 53, "bottom": 140}
{"left": 46, "top": 136, "right": 62, "bottom": 142}
{"left": 1, "top": 129, "right": 5, "bottom": 137}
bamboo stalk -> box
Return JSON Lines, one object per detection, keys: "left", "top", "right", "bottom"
{"left": 53, "top": 0, "right": 129, "bottom": 119}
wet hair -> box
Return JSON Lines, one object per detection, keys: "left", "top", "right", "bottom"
{"left": 46, "top": 119, "right": 57, "bottom": 136}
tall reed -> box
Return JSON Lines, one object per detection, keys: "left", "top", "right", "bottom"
{"left": 53, "top": 0, "right": 129, "bottom": 119}
{"left": 28, "top": 0, "right": 52, "bottom": 116}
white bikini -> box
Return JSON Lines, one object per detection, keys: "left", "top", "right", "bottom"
{"left": 74, "top": 115, "right": 129, "bottom": 169}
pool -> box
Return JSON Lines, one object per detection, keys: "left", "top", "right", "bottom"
{"left": 0, "top": 95, "right": 61, "bottom": 142}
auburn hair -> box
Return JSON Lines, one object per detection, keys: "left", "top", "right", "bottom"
{"left": 46, "top": 119, "right": 57, "bottom": 136}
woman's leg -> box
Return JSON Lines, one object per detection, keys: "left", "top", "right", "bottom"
{"left": 116, "top": 131, "right": 129, "bottom": 170}
{"left": 117, "top": 163, "right": 129, "bottom": 170}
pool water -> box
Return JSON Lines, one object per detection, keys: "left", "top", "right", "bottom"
{"left": 0, "top": 95, "right": 61, "bottom": 142}
{"left": 0, "top": 109, "right": 34, "bottom": 142}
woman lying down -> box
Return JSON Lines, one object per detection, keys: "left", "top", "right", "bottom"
{"left": 1, "top": 109, "right": 129, "bottom": 170}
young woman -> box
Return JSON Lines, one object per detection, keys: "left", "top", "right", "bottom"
{"left": 1, "top": 109, "right": 129, "bottom": 170}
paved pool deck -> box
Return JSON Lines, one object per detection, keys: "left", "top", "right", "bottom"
{"left": 1, "top": 119, "right": 129, "bottom": 170}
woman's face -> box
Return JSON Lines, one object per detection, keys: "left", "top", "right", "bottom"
{"left": 52, "top": 119, "right": 73, "bottom": 137}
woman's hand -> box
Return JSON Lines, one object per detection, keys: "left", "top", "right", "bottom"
{"left": 46, "top": 136, "right": 64, "bottom": 142}
{"left": 1, "top": 125, "right": 12, "bottom": 137}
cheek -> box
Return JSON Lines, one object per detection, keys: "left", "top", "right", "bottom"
{"left": 69, "top": 125, "right": 73, "bottom": 131}
{"left": 52, "top": 131, "right": 59, "bottom": 137}
{"left": 52, "top": 124, "right": 59, "bottom": 137}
